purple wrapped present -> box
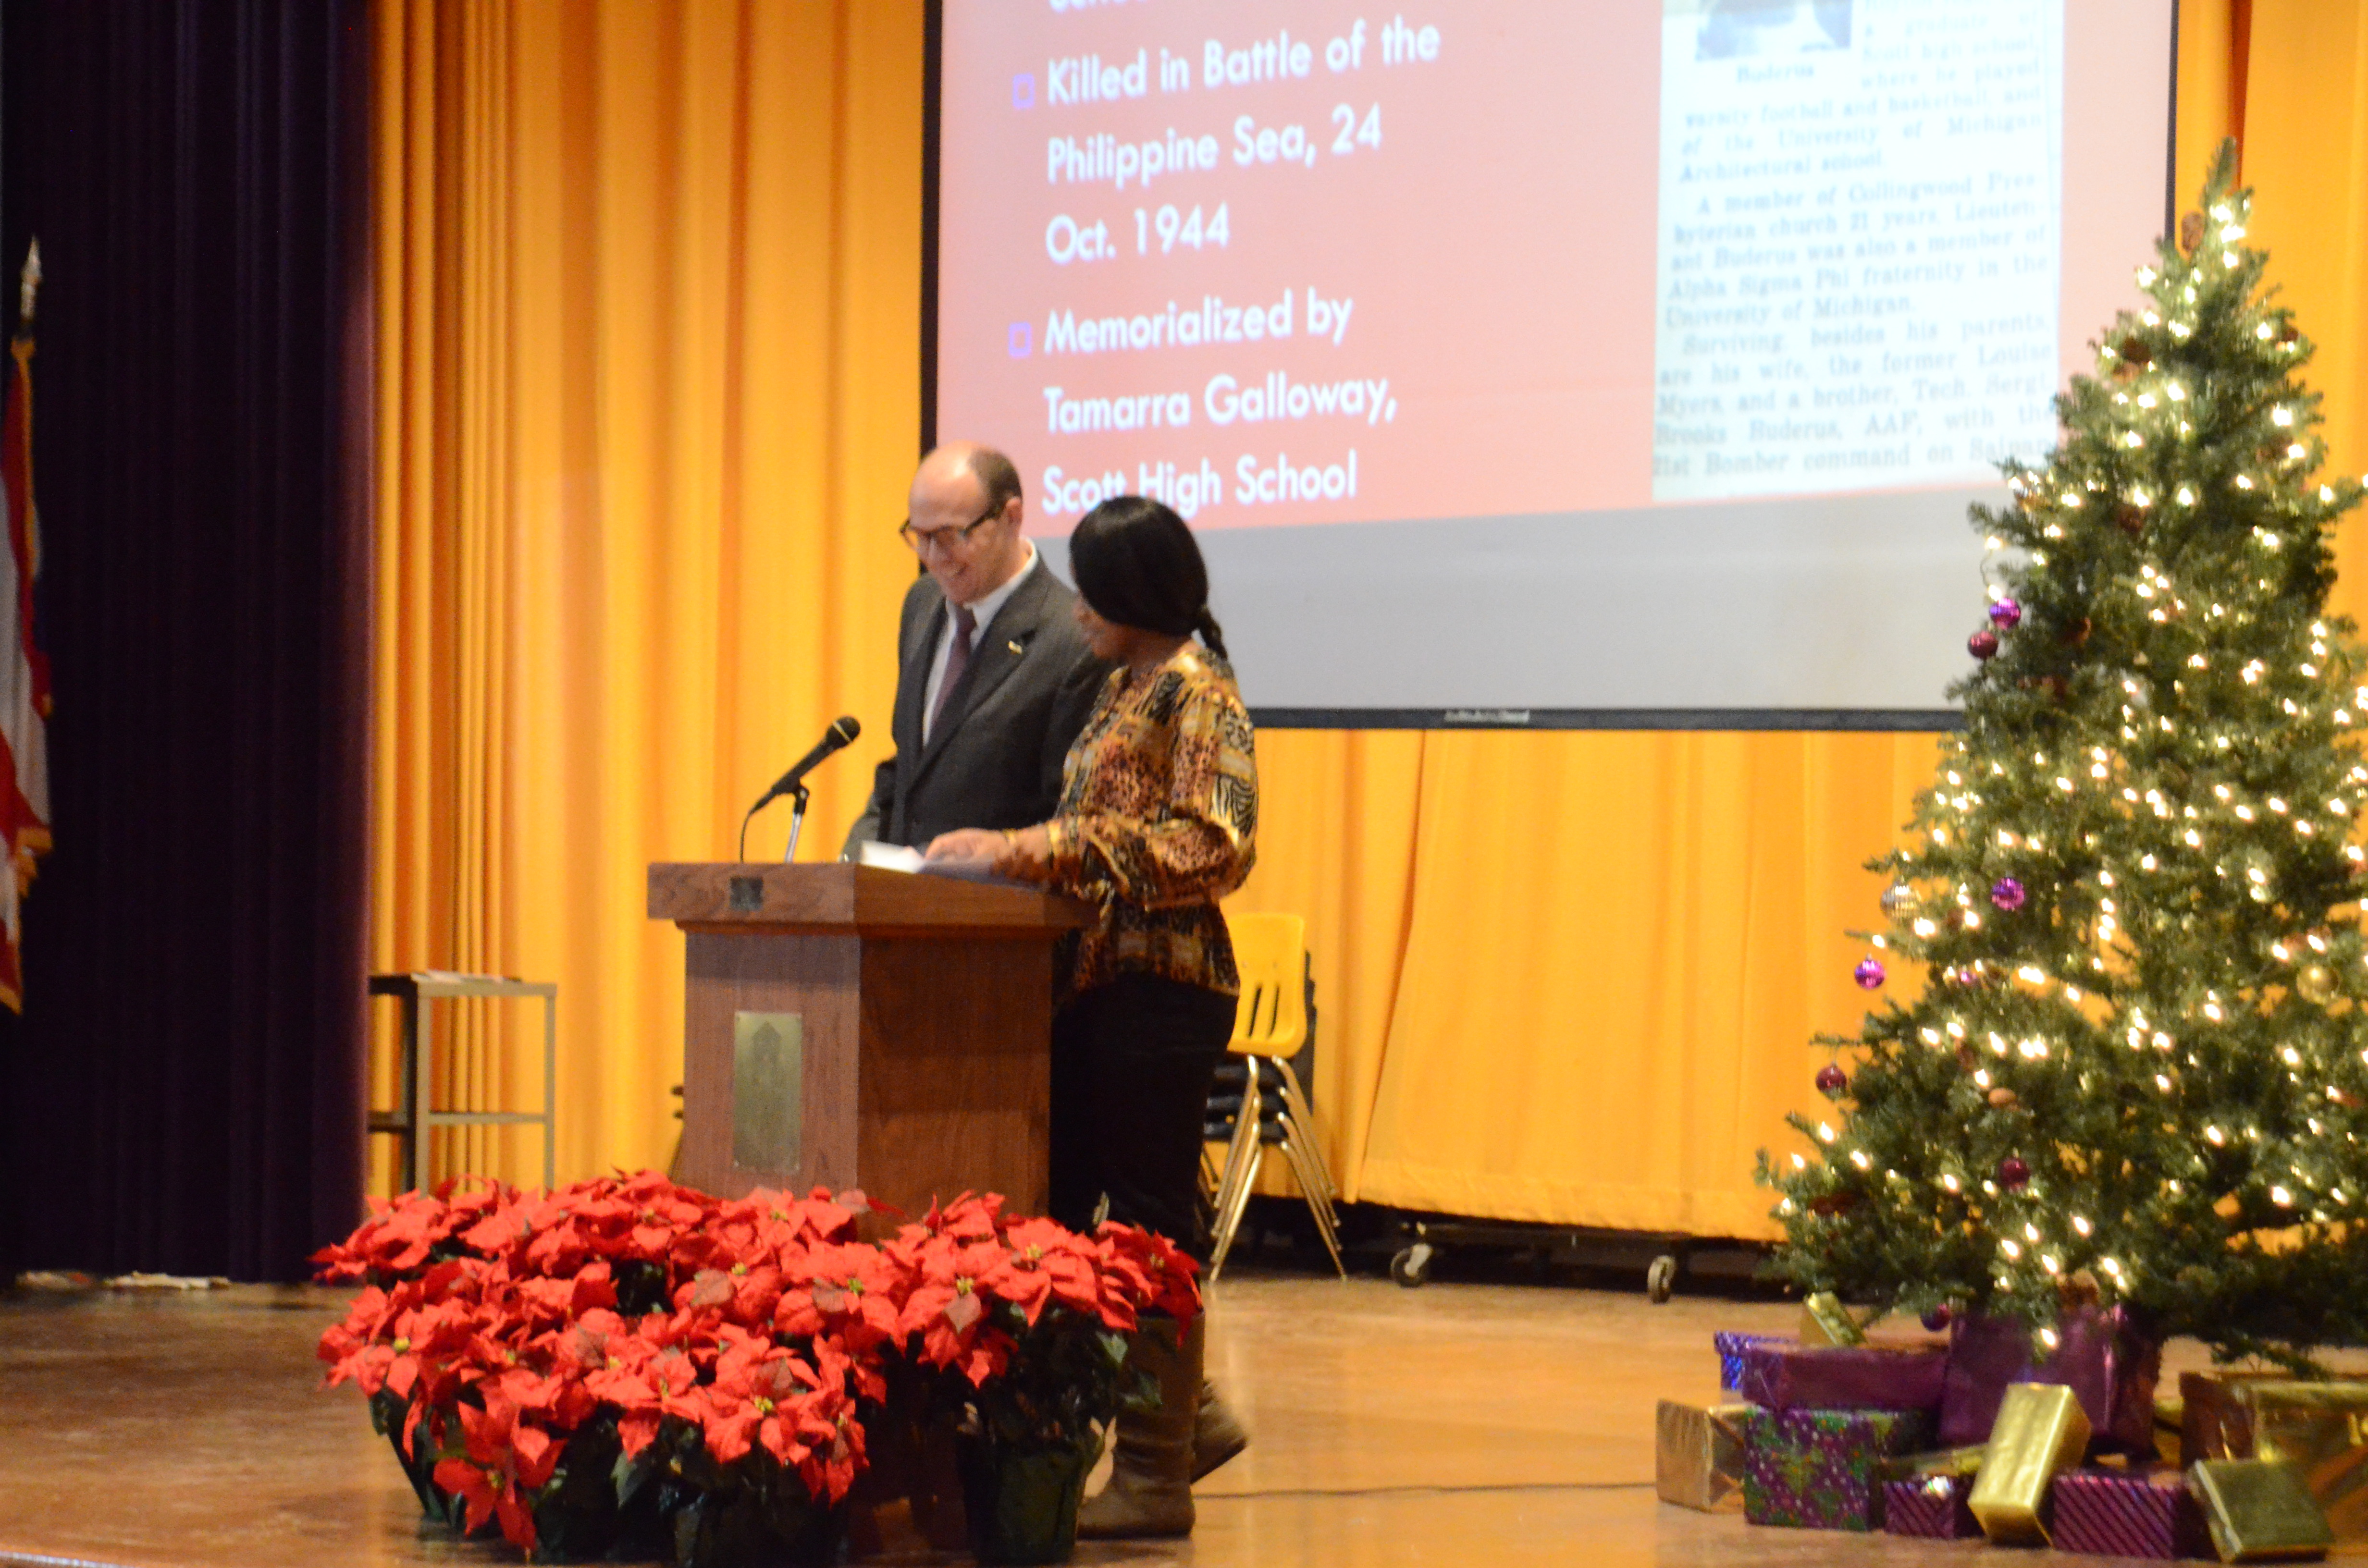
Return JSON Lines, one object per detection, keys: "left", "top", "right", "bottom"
{"left": 1742, "top": 1406, "right": 1934, "bottom": 1531}
{"left": 1882, "top": 1474, "right": 1979, "bottom": 1537}
{"left": 1737, "top": 1341, "right": 1948, "bottom": 1413}
{"left": 1937, "top": 1307, "right": 2161, "bottom": 1453}
{"left": 1714, "top": 1331, "right": 1792, "bottom": 1392}
{"left": 2051, "top": 1469, "right": 2203, "bottom": 1558}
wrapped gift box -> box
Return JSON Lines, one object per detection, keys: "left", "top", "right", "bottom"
{"left": 1740, "top": 1405, "right": 1932, "bottom": 1531}
{"left": 2255, "top": 1386, "right": 2368, "bottom": 1540}
{"left": 1736, "top": 1341, "right": 1948, "bottom": 1413}
{"left": 1877, "top": 1444, "right": 1989, "bottom": 1482}
{"left": 2157, "top": 1393, "right": 2187, "bottom": 1466}
{"left": 2181, "top": 1370, "right": 2291, "bottom": 1466}
{"left": 1940, "top": 1305, "right": 2159, "bottom": 1451}
{"left": 2051, "top": 1467, "right": 2205, "bottom": 1559}
{"left": 1713, "top": 1331, "right": 1792, "bottom": 1394}
{"left": 1881, "top": 1473, "right": 1978, "bottom": 1538}
{"left": 1655, "top": 1399, "right": 1752, "bottom": 1512}
{"left": 2189, "top": 1458, "right": 2333, "bottom": 1562}
{"left": 1798, "top": 1291, "right": 1868, "bottom": 1348}
{"left": 1969, "top": 1382, "right": 2092, "bottom": 1544}
{"left": 2181, "top": 1371, "right": 2368, "bottom": 1539}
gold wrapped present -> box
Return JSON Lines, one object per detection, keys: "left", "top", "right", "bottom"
{"left": 1968, "top": 1382, "right": 2091, "bottom": 1544}
{"left": 2182, "top": 1372, "right": 2368, "bottom": 1539}
{"left": 2189, "top": 1458, "right": 2332, "bottom": 1561}
{"left": 2158, "top": 1393, "right": 2187, "bottom": 1467}
{"left": 1799, "top": 1291, "right": 1868, "bottom": 1348}
{"left": 1655, "top": 1398, "right": 1751, "bottom": 1511}
{"left": 2183, "top": 1370, "right": 2291, "bottom": 1468}
{"left": 2246, "top": 1385, "right": 2368, "bottom": 1539}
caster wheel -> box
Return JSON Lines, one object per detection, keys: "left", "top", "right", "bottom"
{"left": 1389, "top": 1242, "right": 1434, "bottom": 1288}
{"left": 1647, "top": 1253, "right": 1677, "bottom": 1303}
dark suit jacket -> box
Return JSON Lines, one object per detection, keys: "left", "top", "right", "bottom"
{"left": 844, "top": 562, "right": 1112, "bottom": 852}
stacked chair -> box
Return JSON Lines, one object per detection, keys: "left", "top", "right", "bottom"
{"left": 1201, "top": 912, "right": 1346, "bottom": 1280}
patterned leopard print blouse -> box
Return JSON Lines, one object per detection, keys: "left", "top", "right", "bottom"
{"left": 1043, "top": 641, "right": 1258, "bottom": 997}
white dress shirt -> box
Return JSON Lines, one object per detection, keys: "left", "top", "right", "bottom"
{"left": 922, "top": 543, "right": 1038, "bottom": 742}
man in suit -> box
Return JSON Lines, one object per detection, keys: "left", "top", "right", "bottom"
{"left": 844, "top": 442, "right": 1110, "bottom": 852}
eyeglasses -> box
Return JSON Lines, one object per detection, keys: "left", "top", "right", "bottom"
{"left": 899, "top": 501, "right": 1004, "bottom": 553}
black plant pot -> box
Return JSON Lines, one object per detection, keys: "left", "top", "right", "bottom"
{"left": 956, "top": 1433, "right": 1099, "bottom": 1565}
{"left": 370, "top": 1389, "right": 459, "bottom": 1527}
{"left": 525, "top": 1422, "right": 672, "bottom": 1564}
{"left": 669, "top": 1482, "right": 842, "bottom": 1568}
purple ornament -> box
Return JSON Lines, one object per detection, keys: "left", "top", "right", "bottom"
{"left": 1854, "top": 957, "right": 1887, "bottom": 990}
{"left": 1989, "top": 598, "right": 2023, "bottom": 629}
{"left": 1998, "top": 1157, "right": 2030, "bottom": 1190}
{"left": 1816, "top": 1063, "right": 1849, "bottom": 1095}
{"left": 1922, "top": 1303, "right": 1954, "bottom": 1332}
{"left": 1968, "top": 630, "right": 2000, "bottom": 660}
{"left": 1990, "top": 876, "right": 2027, "bottom": 912}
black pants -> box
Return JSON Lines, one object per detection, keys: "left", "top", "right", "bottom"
{"left": 1049, "top": 974, "right": 1236, "bottom": 1258}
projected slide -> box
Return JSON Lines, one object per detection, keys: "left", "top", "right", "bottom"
{"left": 1652, "top": 4, "right": 2060, "bottom": 502}
{"left": 935, "top": 1, "right": 2172, "bottom": 718}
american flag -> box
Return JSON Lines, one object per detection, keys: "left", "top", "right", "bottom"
{"left": 0, "top": 241, "right": 54, "bottom": 1010}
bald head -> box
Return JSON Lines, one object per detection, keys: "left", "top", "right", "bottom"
{"left": 908, "top": 442, "right": 1029, "bottom": 606}
{"left": 924, "top": 442, "right": 1022, "bottom": 515}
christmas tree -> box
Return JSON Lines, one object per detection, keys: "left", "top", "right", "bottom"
{"left": 1761, "top": 145, "right": 2368, "bottom": 1368}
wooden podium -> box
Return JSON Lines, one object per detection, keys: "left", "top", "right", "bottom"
{"left": 647, "top": 863, "right": 1092, "bottom": 1213}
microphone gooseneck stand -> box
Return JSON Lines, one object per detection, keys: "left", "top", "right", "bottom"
{"left": 739, "top": 715, "right": 860, "bottom": 862}
{"left": 737, "top": 782, "right": 810, "bottom": 864}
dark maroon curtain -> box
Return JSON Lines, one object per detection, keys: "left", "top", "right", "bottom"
{"left": 0, "top": 0, "right": 371, "bottom": 1282}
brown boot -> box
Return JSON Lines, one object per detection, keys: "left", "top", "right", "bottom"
{"left": 1076, "top": 1315, "right": 1200, "bottom": 1538}
{"left": 1192, "top": 1380, "right": 1249, "bottom": 1481}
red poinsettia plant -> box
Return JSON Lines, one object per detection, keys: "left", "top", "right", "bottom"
{"left": 879, "top": 1192, "right": 1202, "bottom": 1460}
{"left": 314, "top": 1174, "right": 1198, "bottom": 1564}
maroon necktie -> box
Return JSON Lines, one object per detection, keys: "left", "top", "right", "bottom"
{"left": 930, "top": 604, "right": 977, "bottom": 735}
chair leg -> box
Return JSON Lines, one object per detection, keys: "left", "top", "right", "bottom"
{"left": 1283, "top": 1113, "right": 1343, "bottom": 1239}
{"left": 1272, "top": 1079, "right": 1345, "bottom": 1250}
{"left": 1212, "top": 1135, "right": 1265, "bottom": 1282}
{"left": 1211, "top": 1073, "right": 1258, "bottom": 1221}
{"left": 1275, "top": 1125, "right": 1347, "bottom": 1277}
{"left": 1207, "top": 1074, "right": 1263, "bottom": 1280}
{"left": 1271, "top": 1061, "right": 1341, "bottom": 1210}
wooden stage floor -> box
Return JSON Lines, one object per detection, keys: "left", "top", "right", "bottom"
{"left": 0, "top": 1270, "right": 2233, "bottom": 1567}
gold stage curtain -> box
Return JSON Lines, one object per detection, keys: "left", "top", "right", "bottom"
{"left": 373, "top": 2, "right": 2368, "bottom": 1237}
{"left": 1225, "top": 731, "right": 1932, "bottom": 1231}
{"left": 2243, "top": 5, "right": 2368, "bottom": 496}
{"left": 371, "top": 0, "right": 928, "bottom": 1185}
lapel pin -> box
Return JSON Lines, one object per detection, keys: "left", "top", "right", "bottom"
{"left": 1007, "top": 639, "right": 1024, "bottom": 655}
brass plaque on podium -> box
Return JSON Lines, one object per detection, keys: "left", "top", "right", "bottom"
{"left": 732, "top": 1012, "right": 802, "bottom": 1171}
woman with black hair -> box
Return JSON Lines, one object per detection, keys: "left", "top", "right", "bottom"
{"left": 925, "top": 493, "right": 1257, "bottom": 1539}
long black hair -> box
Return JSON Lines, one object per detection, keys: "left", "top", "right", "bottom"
{"left": 1069, "top": 495, "right": 1227, "bottom": 658}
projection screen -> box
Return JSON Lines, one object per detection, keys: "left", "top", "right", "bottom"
{"left": 928, "top": 0, "right": 2179, "bottom": 726}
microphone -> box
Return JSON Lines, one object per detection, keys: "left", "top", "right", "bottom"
{"left": 755, "top": 715, "right": 862, "bottom": 808}
{"left": 740, "top": 716, "right": 861, "bottom": 862}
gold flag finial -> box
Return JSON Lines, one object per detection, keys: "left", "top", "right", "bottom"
{"left": 18, "top": 241, "right": 41, "bottom": 328}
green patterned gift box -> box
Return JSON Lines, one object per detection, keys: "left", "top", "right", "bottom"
{"left": 1741, "top": 1406, "right": 1933, "bottom": 1531}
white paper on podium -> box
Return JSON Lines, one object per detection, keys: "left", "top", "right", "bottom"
{"left": 855, "top": 838, "right": 1033, "bottom": 890}
{"left": 853, "top": 840, "right": 926, "bottom": 872}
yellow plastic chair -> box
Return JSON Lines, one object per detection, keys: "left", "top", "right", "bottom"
{"left": 1205, "top": 912, "right": 1344, "bottom": 1279}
